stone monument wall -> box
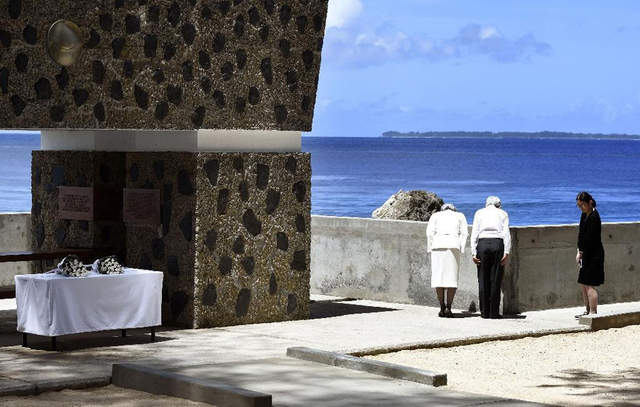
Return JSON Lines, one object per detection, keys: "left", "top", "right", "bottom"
{"left": 193, "top": 152, "right": 310, "bottom": 327}
{"left": 14, "top": 0, "right": 325, "bottom": 329}
{"left": 31, "top": 150, "right": 127, "bottom": 272}
{"left": 0, "top": 0, "right": 328, "bottom": 131}
{"left": 32, "top": 150, "right": 311, "bottom": 328}
{"left": 125, "top": 151, "right": 198, "bottom": 327}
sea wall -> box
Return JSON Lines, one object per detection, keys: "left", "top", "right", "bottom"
{"left": 3, "top": 213, "right": 639, "bottom": 313}
{"left": 309, "top": 216, "right": 479, "bottom": 309}
{"left": 505, "top": 222, "right": 640, "bottom": 312}
{"left": 311, "top": 216, "right": 640, "bottom": 313}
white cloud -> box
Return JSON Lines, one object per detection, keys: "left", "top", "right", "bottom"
{"left": 326, "top": 0, "right": 364, "bottom": 29}
{"left": 323, "top": 23, "right": 552, "bottom": 67}
{"left": 595, "top": 99, "right": 637, "bottom": 123}
{"left": 598, "top": 99, "right": 617, "bottom": 122}
{"left": 316, "top": 98, "right": 341, "bottom": 113}
{"left": 480, "top": 26, "right": 501, "bottom": 40}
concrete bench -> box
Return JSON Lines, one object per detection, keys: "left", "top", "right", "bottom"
{"left": 0, "top": 248, "right": 113, "bottom": 299}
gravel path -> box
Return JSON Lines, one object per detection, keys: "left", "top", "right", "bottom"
{"left": 368, "top": 325, "right": 640, "bottom": 407}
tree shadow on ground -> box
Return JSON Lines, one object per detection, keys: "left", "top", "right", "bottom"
{"left": 538, "top": 368, "right": 640, "bottom": 406}
{"left": 310, "top": 300, "right": 399, "bottom": 319}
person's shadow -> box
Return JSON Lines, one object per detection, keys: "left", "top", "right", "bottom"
{"left": 310, "top": 299, "right": 399, "bottom": 319}
{"left": 452, "top": 311, "right": 526, "bottom": 319}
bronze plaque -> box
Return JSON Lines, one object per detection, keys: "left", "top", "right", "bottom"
{"left": 58, "top": 187, "right": 94, "bottom": 220}
{"left": 123, "top": 188, "right": 160, "bottom": 225}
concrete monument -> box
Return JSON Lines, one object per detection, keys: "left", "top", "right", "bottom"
{"left": 1, "top": 0, "right": 328, "bottom": 327}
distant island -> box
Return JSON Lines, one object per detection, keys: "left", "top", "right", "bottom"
{"left": 382, "top": 131, "right": 640, "bottom": 140}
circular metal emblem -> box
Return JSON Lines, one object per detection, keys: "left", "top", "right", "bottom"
{"left": 47, "top": 20, "right": 84, "bottom": 66}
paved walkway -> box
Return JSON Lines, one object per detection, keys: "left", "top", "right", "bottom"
{"left": 1, "top": 297, "right": 638, "bottom": 406}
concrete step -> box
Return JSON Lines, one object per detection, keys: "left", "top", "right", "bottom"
{"left": 579, "top": 310, "right": 640, "bottom": 330}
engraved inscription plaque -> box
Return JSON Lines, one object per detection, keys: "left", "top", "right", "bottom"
{"left": 123, "top": 189, "right": 160, "bottom": 225}
{"left": 59, "top": 187, "right": 94, "bottom": 220}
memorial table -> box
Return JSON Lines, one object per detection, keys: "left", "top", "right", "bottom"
{"left": 15, "top": 268, "right": 162, "bottom": 350}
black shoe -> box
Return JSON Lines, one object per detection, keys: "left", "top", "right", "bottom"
{"left": 438, "top": 310, "right": 445, "bottom": 317}
{"left": 574, "top": 311, "right": 589, "bottom": 319}
{"left": 444, "top": 308, "right": 453, "bottom": 318}
{"left": 490, "top": 315, "right": 502, "bottom": 319}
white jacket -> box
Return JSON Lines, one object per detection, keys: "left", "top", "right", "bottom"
{"left": 426, "top": 210, "right": 469, "bottom": 253}
{"left": 470, "top": 205, "right": 511, "bottom": 256}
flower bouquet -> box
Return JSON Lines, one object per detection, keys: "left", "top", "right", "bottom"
{"left": 56, "top": 255, "right": 90, "bottom": 277}
{"left": 92, "top": 255, "right": 124, "bottom": 275}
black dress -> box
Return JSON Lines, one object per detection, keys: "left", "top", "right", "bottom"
{"left": 577, "top": 209, "right": 605, "bottom": 286}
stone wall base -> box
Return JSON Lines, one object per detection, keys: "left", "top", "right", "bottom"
{"left": 32, "top": 150, "right": 311, "bottom": 328}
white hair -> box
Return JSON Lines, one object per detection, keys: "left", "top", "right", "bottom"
{"left": 485, "top": 196, "right": 501, "bottom": 208}
{"left": 441, "top": 203, "right": 457, "bottom": 212}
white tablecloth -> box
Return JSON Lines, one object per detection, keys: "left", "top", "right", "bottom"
{"left": 15, "top": 268, "right": 163, "bottom": 337}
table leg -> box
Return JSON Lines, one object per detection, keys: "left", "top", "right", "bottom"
{"left": 22, "top": 333, "right": 27, "bottom": 347}
{"left": 121, "top": 329, "right": 126, "bottom": 338}
{"left": 151, "top": 326, "right": 155, "bottom": 342}
{"left": 51, "top": 337, "right": 57, "bottom": 351}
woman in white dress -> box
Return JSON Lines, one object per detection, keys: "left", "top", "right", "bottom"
{"left": 426, "top": 204, "right": 468, "bottom": 317}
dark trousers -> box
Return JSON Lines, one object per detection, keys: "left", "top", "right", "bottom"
{"left": 476, "top": 238, "right": 505, "bottom": 318}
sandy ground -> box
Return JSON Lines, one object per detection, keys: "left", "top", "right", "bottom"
{"left": 0, "top": 385, "right": 214, "bottom": 406}
{"left": 369, "top": 325, "right": 640, "bottom": 407}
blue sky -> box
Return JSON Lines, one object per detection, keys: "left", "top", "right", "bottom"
{"left": 310, "top": 0, "right": 640, "bottom": 137}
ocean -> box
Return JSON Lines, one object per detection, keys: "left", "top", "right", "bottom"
{"left": 0, "top": 132, "right": 39, "bottom": 213}
{"left": 302, "top": 136, "right": 640, "bottom": 226}
{"left": 1, "top": 132, "right": 639, "bottom": 226}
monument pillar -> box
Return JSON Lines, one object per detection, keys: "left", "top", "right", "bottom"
{"left": 1, "top": 0, "right": 328, "bottom": 328}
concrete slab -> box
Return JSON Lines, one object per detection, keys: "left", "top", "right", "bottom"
{"left": 286, "top": 347, "right": 447, "bottom": 386}
{"left": 579, "top": 309, "right": 640, "bottom": 330}
{"left": 152, "top": 357, "right": 551, "bottom": 407}
{"left": 220, "top": 299, "right": 594, "bottom": 354}
{"left": 0, "top": 378, "right": 35, "bottom": 396}
{"left": 112, "top": 363, "right": 272, "bottom": 407}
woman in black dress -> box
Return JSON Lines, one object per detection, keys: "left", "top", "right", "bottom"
{"left": 575, "top": 191, "right": 604, "bottom": 316}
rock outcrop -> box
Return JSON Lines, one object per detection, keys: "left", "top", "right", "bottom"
{"left": 372, "top": 190, "right": 443, "bottom": 222}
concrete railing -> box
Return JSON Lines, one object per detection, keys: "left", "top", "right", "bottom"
{"left": 0, "top": 212, "right": 32, "bottom": 285}
{"left": 311, "top": 215, "right": 640, "bottom": 313}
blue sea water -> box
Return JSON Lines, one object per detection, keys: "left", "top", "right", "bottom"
{"left": 302, "top": 137, "right": 640, "bottom": 226}
{"left": 0, "top": 132, "right": 39, "bottom": 213}
{"left": 0, "top": 132, "right": 639, "bottom": 226}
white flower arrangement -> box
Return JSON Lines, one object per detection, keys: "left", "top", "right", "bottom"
{"left": 56, "top": 255, "right": 90, "bottom": 277}
{"left": 93, "top": 255, "right": 124, "bottom": 275}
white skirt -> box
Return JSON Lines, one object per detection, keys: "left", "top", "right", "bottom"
{"left": 430, "top": 248, "right": 461, "bottom": 288}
